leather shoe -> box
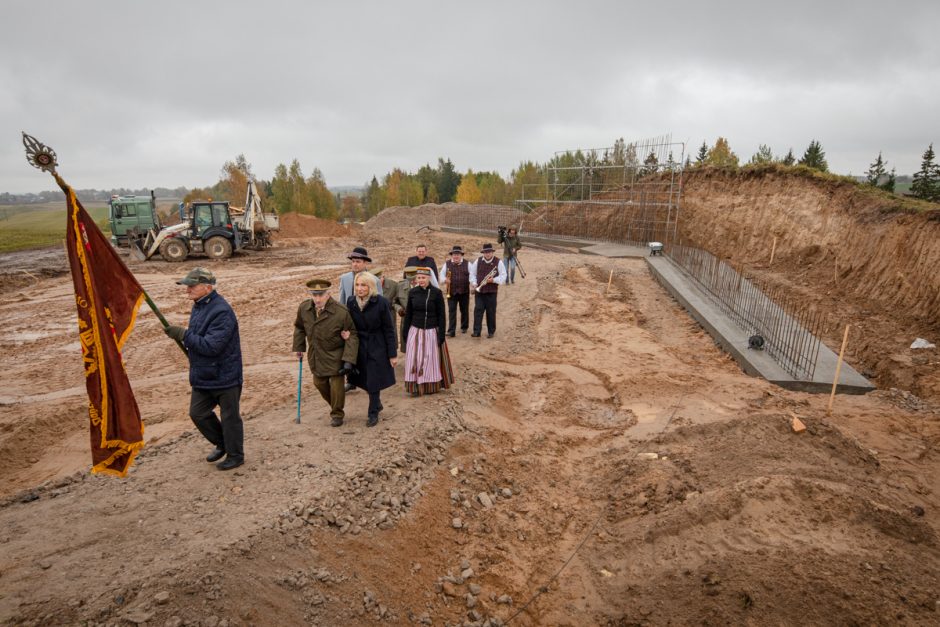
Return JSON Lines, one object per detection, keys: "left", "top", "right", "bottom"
{"left": 487, "top": 333, "right": 495, "bottom": 338}
{"left": 205, "top": 447, "right": 225, "bottom": 463}
{"left": 216, "top": 457, "right": 243, "bottom": 471}
{"left": 446, "top": 332, "right": 455, "bottom": 337}
{"left": 330, "top": 417, "right": 344, "bottom": 427}
{"left": 471, "top": 333, "right": 480, "bottom": 337}
{"left": 366, "top": 414, "right": 379, "bottom": 427}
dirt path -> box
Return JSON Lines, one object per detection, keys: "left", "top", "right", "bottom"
{"left": 1, "top": 231, "right": 938, "bottom": 625}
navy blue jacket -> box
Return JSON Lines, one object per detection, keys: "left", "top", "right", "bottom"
{"left": 346, "top": 295, "right": 397, "bottom": 393}
{"left": 183, "top": 291, "right": 243, "bottom": 389}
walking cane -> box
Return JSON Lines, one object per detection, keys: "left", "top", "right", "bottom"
{"left": 295, "top": 354, "right": 303, "bottom": 424}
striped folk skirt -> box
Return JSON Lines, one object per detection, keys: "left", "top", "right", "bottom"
{"left": 404, "top": 327, "right": 455, "bottom": 396}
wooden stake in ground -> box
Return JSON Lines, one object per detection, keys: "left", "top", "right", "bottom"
{"left": 769, "top": 236, "right": 778, "bottom": 266}
{"left": 605, "top": 269, "right": 614, "bottom": 294}
{"left": 827, "top": 324, "right": 851, "bottom": 415}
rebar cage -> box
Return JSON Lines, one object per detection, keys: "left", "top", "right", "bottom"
{"left": 443, "top": 135, "right": 685, "bottom": 245}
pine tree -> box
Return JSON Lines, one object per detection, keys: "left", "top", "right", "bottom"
{"left": 798, "top": 140, "right": 828, "bottom": 172}
{"left": 695, "top": 141, "right": 708, "bottom": 164}
{"left": 749, "top": 144, "right": 774, "bottom": 165}
{"left": 911, "top": 143, "right": 939, "bottom": 202}
{"left": 437, "top": 158, "right": 460, "bottom": 203}
{"left": 866, "top": 152, "right": 887, "bottom": 186}
{"left": 780, "top": 148, "right": 796, "bottom": 166}
{"left": 881, "top": 168, "right": 896, "bottom": 194}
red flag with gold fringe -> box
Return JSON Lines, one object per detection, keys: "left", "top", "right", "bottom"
{"left": 57, "top": 172, "right": 146, "bottom": 476}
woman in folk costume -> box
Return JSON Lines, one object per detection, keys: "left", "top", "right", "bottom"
{"left": 402, "top": 267, "right": 455, "bottom": 396}
{"left": 345, "top": 272, "right": 398, "bottom": 426}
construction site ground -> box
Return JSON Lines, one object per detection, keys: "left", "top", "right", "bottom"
{"left": 0, "top": 223, "right": 939, "bottom": 625}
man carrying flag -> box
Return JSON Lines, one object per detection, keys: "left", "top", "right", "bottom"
{"left": 164, "top": 268, "right": 245, "bottom": 470}
{"left": 23, "top": 133, "right": 146, "bottom": 476}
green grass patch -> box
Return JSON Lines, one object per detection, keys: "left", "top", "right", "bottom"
{"left": 0, "top": 204, "right": 111, "bottom": 253}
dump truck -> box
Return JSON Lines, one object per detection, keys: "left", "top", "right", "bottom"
{"left": 130, "top": 182, "right": 278, "bottom": 262}
{"left": 108, "top": 192, "right": 162, "bottom": 247}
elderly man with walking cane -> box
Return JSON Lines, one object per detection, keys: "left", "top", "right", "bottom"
{"left": 293, "top": 278, "right": 359, "bottom": 427}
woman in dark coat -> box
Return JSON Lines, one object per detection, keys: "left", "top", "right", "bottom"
{"left": 345, "top": 271, "right": 397, "bottom": 427}
{"left": 402, "top": 267, "right": 454, "bottom": 396}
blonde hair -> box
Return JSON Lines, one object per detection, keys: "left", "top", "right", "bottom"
{"left": 354, "top": 271, "right": 379, "bottom": 297}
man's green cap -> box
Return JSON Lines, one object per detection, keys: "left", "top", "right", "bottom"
{"left": 177, "top": 267, "right": 216, "bottom": 286}
{"left": 306, "top": 278, "right": 331, "bottom": 293}
{"left": 403, "top": 265, "right": 418, "bottom": 278}
{"left": 372, "top": 267, "right": 384, "bottom": 278}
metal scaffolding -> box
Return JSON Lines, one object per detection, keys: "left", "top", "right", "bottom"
{"left": 440, "top": 135, "right": 685, "bottom": 244}
{"left": 516, "top": 134, "right": 685, "bottom": 245}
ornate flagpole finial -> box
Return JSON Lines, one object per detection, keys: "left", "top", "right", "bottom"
{"left": 22, "top": 132, "right": 59, "bottom": 174}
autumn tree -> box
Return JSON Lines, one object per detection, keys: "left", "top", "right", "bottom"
{"left": 456, "top": 169, "right": 483, "bottom": 204}
{"left": 911, "top": 143, "right": 939, "bottom": 202}
{"left": 307, "top": 168, "right": 337, "bottom": 219}
{"left": 477, "top": 171, "right": 507, "bottom": 204}
{"left": 705, "top": 137, "right": 739, "bottom": 168}
{"left": 798, "top": 140, "right": 828, "bottom": 172}
{"left": 506, "top": 161, "right": 546, "bottom": 205}
{"left": 426, "top": 182, "right": 440, "bottom": 204}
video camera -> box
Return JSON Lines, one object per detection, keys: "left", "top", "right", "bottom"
{"left": 497, "top": 225, "right": 507, "bottom": 239}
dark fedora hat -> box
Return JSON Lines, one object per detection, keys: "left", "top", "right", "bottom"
{"left": 480, "top": 243, "right": 496, "bottom": 253}
{"left": 347, "top": 246, "right": 372, "bottom": 262}
{"left": 448, "top": 245, "right": 464, "bottom": 255}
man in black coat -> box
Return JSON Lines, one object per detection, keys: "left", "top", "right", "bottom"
{"left": 163, "top": 268, "right": 245, "bottom": 470}
{"left": 404, "top": 244, "right": 439, "bottom": 288}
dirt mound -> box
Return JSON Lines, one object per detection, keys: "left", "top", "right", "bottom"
{"left": 277, "top": 212, "right": 359, "bottom": 238}
{"left": 365, "top": 203, "right": 521, "bottom": 230}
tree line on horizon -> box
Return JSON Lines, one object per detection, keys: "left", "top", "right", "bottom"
{"left": 6, "top": 139, "right": 937, "bottom": 213}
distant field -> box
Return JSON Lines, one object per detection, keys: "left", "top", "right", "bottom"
{"left": 0, "top": 203, "right": 110, "bottom": 253}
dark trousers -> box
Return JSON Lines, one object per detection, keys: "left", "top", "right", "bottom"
{"left": 368, "top": 391, "right": 382, "bottom": 418}
{"left": 473, "top": 292, "right": 498, "bottom": 335}
{"left": 313, "top": 374, "right": 346, "bottom": 421}
{"left": 190, "top": 385, "right": 244, "bottom": 462}
{"left": 447, "top": 292, "right": 470, "bottom": 334}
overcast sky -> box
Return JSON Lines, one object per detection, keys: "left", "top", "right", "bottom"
{"left": 2, "top": 0, "right": 938, "bottom": 193}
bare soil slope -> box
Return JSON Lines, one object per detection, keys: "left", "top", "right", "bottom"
{"left": 679, "top": 167, "right": 940, "bottom": 401}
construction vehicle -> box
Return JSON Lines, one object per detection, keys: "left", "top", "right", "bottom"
{"left": 108, "top": 191, "right": 162, "bottom": 247}
{"left": 230, "top": 181, "right": 279, "bottom": 249}
{"left": 131, "top": 182, "right": 278, "bottom": 262}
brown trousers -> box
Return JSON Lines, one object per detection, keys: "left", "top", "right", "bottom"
{"left": 313, "top": 374, "right": 346, "bottom": 421}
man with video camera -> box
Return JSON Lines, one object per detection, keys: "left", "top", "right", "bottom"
{"left": 497, "top": 225, "right": 523, "bottom": 284}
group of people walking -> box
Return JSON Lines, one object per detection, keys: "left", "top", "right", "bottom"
{"left": 164, "top": 228, "right": 523, "bottom": 469}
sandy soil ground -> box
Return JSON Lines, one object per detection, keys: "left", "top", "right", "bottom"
{"left": 0, "top": 229, "right": 938, "bottom": 625}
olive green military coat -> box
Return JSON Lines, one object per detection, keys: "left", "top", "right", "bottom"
{"left": 292, "top": 297, "right": 359, "bottom": 377}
